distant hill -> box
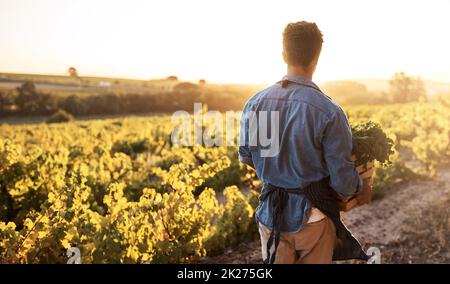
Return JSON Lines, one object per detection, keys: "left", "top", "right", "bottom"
{"left": 2, "top": 72, "right": 449, "bottom": 97}
{"left": 0, "top": 72, "right": 265, "bottom": 97}
{"left": 353, "top": 78, "right": 450, "bottom": 96}
{"left": 318, "top": 77, "right": 450, "bottom": 105}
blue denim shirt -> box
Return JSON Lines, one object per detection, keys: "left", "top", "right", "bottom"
{"left": 239, "top": 74, "right": 363, "bottom": 233}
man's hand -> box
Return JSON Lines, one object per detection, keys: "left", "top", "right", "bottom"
{"left": 358, "top": 167, "right": 374, "bottom": 205}
{"left": 338, "top": 156, "right": 375, "bottom": 211}
{"left": 351, "top": 155, "right": 375, "bottom": 205}
{"left": 356, "top": 177, "right": 373, "bottom": 205}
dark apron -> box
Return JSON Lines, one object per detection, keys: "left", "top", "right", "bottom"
{"left": 260, "top": 177, "right": 368, "bottom": 264}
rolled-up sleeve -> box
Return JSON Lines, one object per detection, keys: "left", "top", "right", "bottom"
{"left": 321, "top": 109, "right": 362, "bottom": 197}
{"left": 238, "top": 146, "right": 253, "bottom": 166}
{"left": 238, "top": 104, "right": 254, "bottom": 168}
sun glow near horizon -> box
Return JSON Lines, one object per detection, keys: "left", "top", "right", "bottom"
{"left": 0, "top": 0, "right": 449, "bottom": 84}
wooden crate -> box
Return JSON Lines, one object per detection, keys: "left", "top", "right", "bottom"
{"left": 338, "top": 160, "right": 374, "bottom": 212}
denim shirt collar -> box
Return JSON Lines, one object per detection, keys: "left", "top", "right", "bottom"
{"left": 279, "top": 74, "right": 323, "bottom": 93}
{"left": 279, "top": 74, "right": 333, "bottom": 100}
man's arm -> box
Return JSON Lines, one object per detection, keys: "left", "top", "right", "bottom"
{"left": 238, "top": 104, "right": 254, "bottom": 169}
{"left": 321, "top": 109, "right": 363, "bottom": 198}
{"left": 239, "top": 146, "right": 254, "bottom": 168}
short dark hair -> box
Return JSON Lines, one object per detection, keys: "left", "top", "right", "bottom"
{"left": 283, "top": 21, "right": 323, "bottom": 67}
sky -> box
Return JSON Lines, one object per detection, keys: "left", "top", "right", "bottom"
{"left": 0, "top": 0, "right": 449, "bottom": 84}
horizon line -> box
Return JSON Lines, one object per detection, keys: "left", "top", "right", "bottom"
{"left": 1, "top": 70, "right": 450, "bottom": 86}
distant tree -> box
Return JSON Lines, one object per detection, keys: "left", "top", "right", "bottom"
{"left": 67, "top": 67, "right": 82, "bottom": 85}
{"left": 0, "top": 91, "right": 9, "bottom": 105}
{"left": 198, "top": 79, "right": 206, "bottom": 85}
{"left": 15, "top": 81, "right": 58, "bottom": 115}
{"left": 0, "top": 90, "right": 17, "bottom": 115}
{"left": 38, "top": 93, "right": 58, "bottom": 115}
{"left": 18, "top": 80, "right": 36, "bottom": 94}
{"left": 166, "top": 75, "right": 178, "bottom": 81}
{"left": 86, "top": 93, "right": 122, "bottom": 115}
{"left": 59, "top": 95, "right": 88, "bottom": 116}
{"left": 15, "top": 81, "right": 39, "bottom": 113}
{"left": 389, "top": 72, "right": 426, "bottom": 103}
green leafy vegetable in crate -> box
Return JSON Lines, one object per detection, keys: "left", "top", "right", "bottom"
{"left": 351, "top": 121, "right": 394, "bottom": 167}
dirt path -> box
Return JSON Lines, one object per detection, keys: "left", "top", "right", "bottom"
{"left": 200, "top": 166, "right": 450, "bottom": 264}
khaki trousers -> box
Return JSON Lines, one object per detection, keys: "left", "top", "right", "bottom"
{"left": 259, "top": 217, "right": 336, "bottom": 264}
